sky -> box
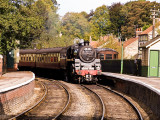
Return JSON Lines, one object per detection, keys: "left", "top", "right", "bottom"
{"left": 56, "top": 0, "right": 157, "bottom": 16}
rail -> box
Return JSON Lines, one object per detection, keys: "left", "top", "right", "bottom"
{"left": 52, "top": 80, "right": 71, "bottom": 119}
{"left": 9, "top": 80, "right": 47, "bottom": 120}
{"left": 81, "top": 84, "right": 105, "bottom": 120}
{"left": 96, "top": 83, "right": 143, "bottom": 120}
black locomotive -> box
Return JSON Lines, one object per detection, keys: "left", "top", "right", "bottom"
{"left": 19, "top": 41, "right": 101, "bottom": 83}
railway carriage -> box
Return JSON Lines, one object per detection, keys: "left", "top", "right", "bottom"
{"left": 19, "top": 49, "right": 38, "bottom": 68}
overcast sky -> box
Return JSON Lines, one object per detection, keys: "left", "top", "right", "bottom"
{"left": 56, "top": 0, "right": 157, "bottom": 16}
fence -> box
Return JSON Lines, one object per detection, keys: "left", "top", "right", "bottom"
{"left": 101, "top": 59, "right": 141, "bottom": 76}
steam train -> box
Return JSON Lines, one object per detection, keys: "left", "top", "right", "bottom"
{"left": 18, "top": 41, "right": 101, "bottom": 83}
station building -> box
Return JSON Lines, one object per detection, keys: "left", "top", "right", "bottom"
{"left": 140, "top": 35, "right": 160, "bottom": 77}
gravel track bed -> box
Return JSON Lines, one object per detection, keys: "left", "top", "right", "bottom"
{"left": 85, "top": 85, "right": 139, "bottom": 120}
{"left": 19, "top": 78, "right": 68, "bottom": 119}
{"left": 101, "top": 84, "right": 158, "bottom": 120}
{"left": 7, "top": 80, "right": 44, "bottom": 119}
{"left": 60, "top": 81, "right": 102, "bottom": 120}
{"left": 117, "top": 91, "right": 158, "bottom": 120}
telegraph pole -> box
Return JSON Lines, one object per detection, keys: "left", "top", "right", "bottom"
{"left": 150, "top": 5, "right": 159, "bottom": 39}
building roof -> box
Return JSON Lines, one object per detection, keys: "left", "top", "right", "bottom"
{"left": 140, "top": 25, "right": 152, "bottom": 35}
{"left": 90, "top": 41, "right": 98, "bottom": 48}
{"left": 123, "top": 37, "right": 138, "bottom": 48}
{"left": 96, "top": 48, "right": 118, "bottom": 53}
{"left": 140, "top": 35, "right": 160, "bottom": 48}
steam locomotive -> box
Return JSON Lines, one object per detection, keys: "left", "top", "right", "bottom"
{"left": 18, "top": 41, "right": 101, "bottom": 83}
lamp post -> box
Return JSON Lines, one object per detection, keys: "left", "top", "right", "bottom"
{"left": 120, "top": 38, "right": 123, "bottom": 74}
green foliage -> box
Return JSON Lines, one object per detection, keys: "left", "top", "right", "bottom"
{"left": 103, "top": 36, "right": 122, "bottom": 59}
{"left": 31, "top": 0, "right": 60, "bottom": 48}
{"left": 120, "top": 1, "right": 160, "bottom": 38}
{"left": 90, "top": 5, "right": 111, "bottom": 40}
{"left": 109, "top": 3, "right": 124, "bottom": 36}
{"left": 61, "top": 12, "right": 90, "bottom": 40}
{"left": 138, "top": 0, "right": 146, "bottom": 1}
{"left": 0, "top": 0, "right": 44, "bottom": 54}
{"left": 142, "top": 24, "right": 151, "bottom": 31}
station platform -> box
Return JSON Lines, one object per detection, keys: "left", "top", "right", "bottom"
{"left": 0, "top": 71, "right": 35, "bottom": 93}
{"left": 102, "top": 72, "right": 160, "bottom": 93}
{"left": 0, "top": 71, "right": 35, "bottom": 118}
{"left": 102, "top": 72, "right": 160, "bottom": 118}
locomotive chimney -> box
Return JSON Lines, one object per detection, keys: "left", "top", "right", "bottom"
{"left": 84, "top": 41, "right": 89, "bottom": 46}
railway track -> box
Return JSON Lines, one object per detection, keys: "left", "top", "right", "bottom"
{"left": 9, "top": 80, "right": 47, "bottom": 120}
{"left": 96, "top": 83, "right": 143, "bottom": 120}
{"left": 83, "top": 83, "right": 143, "bottom": 120}
{"left": 9, "top": 78, "right": 144, "bottom": 120}
{"left": 81, "top": 84, "right": 105, "bottom": 120}
{"left": 59, "top": 81, "right": 104, "bottom": 119}
{"left": 9, "top": 78, "right": 70, "bottom": 120}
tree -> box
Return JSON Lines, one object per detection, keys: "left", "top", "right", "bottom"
{"left": 0, "top": 0, "right": 44, "bottom": 54}
{"left": 120, "top": 1, "right": 160, "bottom": 39}
{"left": 61, "top": 12, "right": 90, "bottom": 40}
{"left": 109, "top": 3, "right": 124, "bottom": 36}
{"left": 90, "top": 5, "right": 111, "bottom": 40}
{"left": 28, "top": 0, "right": 60, "bottom": 48}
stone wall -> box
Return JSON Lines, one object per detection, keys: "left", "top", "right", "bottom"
{"left": 0, "top": 80, "right": 35, "bottom": 118}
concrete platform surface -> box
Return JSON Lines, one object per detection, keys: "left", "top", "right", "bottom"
{"left": 102, "top": 72, "right": 160, "bottom": 94}
{"left": 0, "top": 71, "right": 35, "bottom": 93}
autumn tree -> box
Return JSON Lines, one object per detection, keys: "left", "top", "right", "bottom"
{"left": 90, "top": 5, "right": 111, "bottom": 40}
{"left": 61, "top": 12, "right": 90, "bottom": 41}
{"left": 31, "top": 0, "right": 60, "bottom": 48}
{"left": 120, "top": 1, "right": 160, "bottom": 39}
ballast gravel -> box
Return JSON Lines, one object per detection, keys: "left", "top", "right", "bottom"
{"left": 60, "top": 81, "right": 98, "bottom": 120}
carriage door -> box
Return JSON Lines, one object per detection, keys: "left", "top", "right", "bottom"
{"left": 149, "top": 50, "right": 159, "bottom": 77}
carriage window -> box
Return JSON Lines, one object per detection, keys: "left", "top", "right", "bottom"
{"left": 106, "top": 54, "right": 112, "bottom": 59}
{"left": 114, "top": 54, "right": 117, "bottom": 59}
{"left": 42, "top": 56, "right": 44, "bottom": 62}
{"left": 29, "top": 57, "right": 31, "bottom": 61}
{"left": 51, "top": 57, "right": 53, "bottom": 62}
{"left": 100, "top": 54, "right": 104, "bottom": 60}
{"left": 54, "top": 57, "right": 58, "bottom": 62}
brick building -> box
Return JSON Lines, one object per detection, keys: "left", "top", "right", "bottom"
{"left": 123, "top": 28, "right": 143, "bottom": 59}
{"left": 124, "top": 24, "right": 160, "bottom": 59}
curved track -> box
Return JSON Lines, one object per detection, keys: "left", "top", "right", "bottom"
{"left": 97, "top": 83, "right": 143, "bottom": 120}
{"left": 10, "top": 78, "right": 70, "bottom": 120}
{"left": 9, "top": 81, "right": 47, "bottom": 120}
{"left": 81, "top": 84, "right": 105, "bottom": 120}
{"left": 52, "top": 81, "right": 71, "bottom": 119}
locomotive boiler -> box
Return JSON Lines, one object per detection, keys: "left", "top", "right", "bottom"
{"left": 18, "top": 41, "right": 101, "bottom": 83}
